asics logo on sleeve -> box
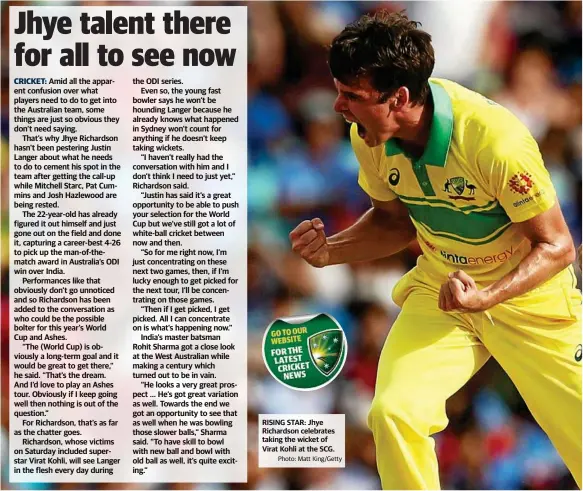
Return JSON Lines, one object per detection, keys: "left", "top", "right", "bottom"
{"left": 388, "top": 168, "right": 400, "bottom": 186}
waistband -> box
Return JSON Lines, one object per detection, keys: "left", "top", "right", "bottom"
{"left": 392, "top": 264, "right": 579, "bottom": 309}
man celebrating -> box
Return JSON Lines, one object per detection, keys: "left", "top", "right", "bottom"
{"left": 289, "top": 11, "right": 581, "bottom": 490}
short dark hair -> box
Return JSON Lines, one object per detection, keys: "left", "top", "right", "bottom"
{"left": 329, "top": 10, "right": 435, "bottom": 104}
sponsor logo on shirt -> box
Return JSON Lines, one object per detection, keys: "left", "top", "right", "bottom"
{"left": 512, "top": 189, "right": 545, "bottom": 207}
{"left": 509, "top": 172, "right": 534, "bottom": 195}
{"left": 439, "top": 246, "right": 515, "bottom": 265}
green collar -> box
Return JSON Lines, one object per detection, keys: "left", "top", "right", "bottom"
{"left": 385, "top": 80, "right": 453, "bottom": 167}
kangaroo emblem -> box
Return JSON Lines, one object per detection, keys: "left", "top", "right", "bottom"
{"left": 444, "top": 177, "right": 477, "bottom": 201}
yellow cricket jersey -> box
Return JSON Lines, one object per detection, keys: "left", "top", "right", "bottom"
{"left": 353, "top": 78, "right": 577, "bottom": 299}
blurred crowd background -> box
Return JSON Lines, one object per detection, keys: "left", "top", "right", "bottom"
{"left": 1, "top": 1, "right": 582, "bottom": 490}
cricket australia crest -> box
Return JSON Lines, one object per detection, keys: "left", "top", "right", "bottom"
{"left": 307, "top": 329, "right": 344, "bottom": 376}
{"left": 443, "top": 177, "right": 477, "bottom": 201}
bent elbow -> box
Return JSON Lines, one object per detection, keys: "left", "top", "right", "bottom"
{"left": 562, "top": 242, "right": 577, "bottom": 266}
{"left": 550, "top": 236, "right": 577, "bottom": 268}
{"left": 537, "top": 238, "right": 576, "bottom": 269}
{"left": 400, "top": 218, "right": 417, "bottom": 242}
{"left": 408, "top": 225, "right": 418, "bottom": 242}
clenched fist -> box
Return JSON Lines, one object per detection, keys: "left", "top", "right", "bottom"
{"left": 438, "top": 270, "right": 492, "bottom": 313}
{"left": 289, "top": 218, "right": 329, "bottom": 268}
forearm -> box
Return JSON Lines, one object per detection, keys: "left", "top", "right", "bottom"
{"left": 327, "top": 207, "right": 416, "bottom": 265}
{"left": 482, "top": 239, "right": 576, "bottom": 306}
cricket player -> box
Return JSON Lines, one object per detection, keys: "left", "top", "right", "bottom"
{"left": 289, "top": 11, "right": 582, "bottom": 490}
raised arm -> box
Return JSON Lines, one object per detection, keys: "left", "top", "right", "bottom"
{"left": 440, "top": 201, "right": 576, "bottom": 313}
{"left": 440, "top": 121, "right": 578, "bottom": 312}
{"left": 289, "top": 198, "right": 416, "bottom": 268}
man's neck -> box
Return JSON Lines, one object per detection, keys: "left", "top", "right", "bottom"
{"left": 394, "top": 95, "right": 434, "bottom": 159}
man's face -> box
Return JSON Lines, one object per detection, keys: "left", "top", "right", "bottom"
{"left": 333, "top": 77, "right": 397, "bottom": 147}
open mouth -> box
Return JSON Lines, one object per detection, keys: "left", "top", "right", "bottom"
{"left": 342, "top": 115, "right": 367, "bottom": 139}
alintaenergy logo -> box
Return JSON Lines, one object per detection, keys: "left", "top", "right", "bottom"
{"left": 513, "top": 189, "right": 545, "bottom": 208}
{"left": 440, "top": 247, "right": 515, "bottom": 265}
